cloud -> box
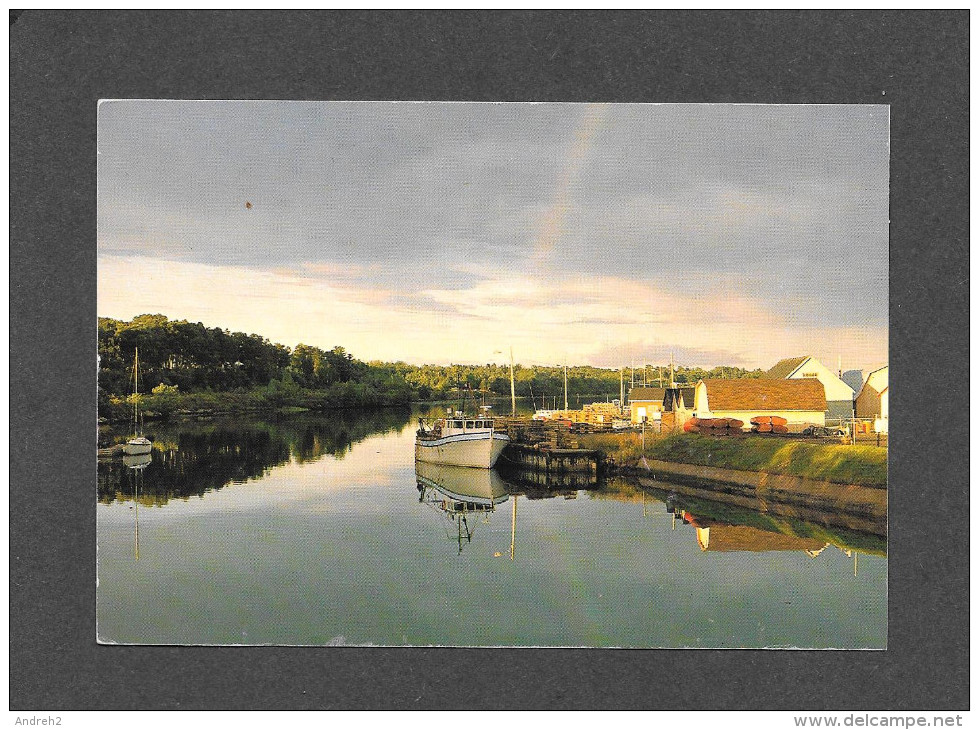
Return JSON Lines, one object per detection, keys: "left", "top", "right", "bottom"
{"left": 99, "top": 255, "right": 886, "bottom": 370}
{"left": 97, "top": 102, "right": 888, "bottom": 364}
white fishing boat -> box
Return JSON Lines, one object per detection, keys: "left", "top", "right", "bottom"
{"left": 122, "top": 348, "right": 153, "bottom": 456}
{"left": 415, "top": 415, "right": 509, "bottom": 468}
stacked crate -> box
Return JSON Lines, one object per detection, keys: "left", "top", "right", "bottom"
{"left": 498, "top": 418, "right": 577, "bottom": 449}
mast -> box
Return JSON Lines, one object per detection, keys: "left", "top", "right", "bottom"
{"left": 509, "top": 494, "right": 518, "bottom": 560}
{"left": 619, "top": 368, "right": 624, "bottom": 409}
{"left": 509, "top": 346, "right": 516, "bottom": 417}
{"left": 132, "top": 347, "right": 140, "bottom": 437}
{"left": 563, "top": 362, "right": 568, "bottom": 411}
{"left": 669, "top": 351, "right": 676, "bottom": 389}
{"left": 134, "top": 468, "right": 140, "bottom": 561}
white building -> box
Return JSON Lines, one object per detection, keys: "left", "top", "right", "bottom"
{"left": 692, "top": 378, "right": 827, "bottom": 428}
{"left": 764, "top": 356, "right": 855, "bottom": 420}
{"left": 855, "top": 365, "right": 888, "bottom": 432}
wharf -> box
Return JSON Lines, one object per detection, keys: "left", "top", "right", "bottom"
{"left": 97, "top": 444, "right": 125, "bottom": 458}
{"left": 493, "top": 418, "right": 605, "bottom": 476}
{"left": 500, "top": 442, "right": 604, "bottom": 477}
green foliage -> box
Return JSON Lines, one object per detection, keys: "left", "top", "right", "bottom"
{"left": 396, "top": 362, "right": 763, "bottom": 404}
{"left": 97, "top": 314, "right": 768, "bottom": 419}
{"left": 98, "top": 315, "right": 413, "bottom": 415}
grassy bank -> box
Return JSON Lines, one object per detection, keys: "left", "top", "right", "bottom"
{"left": 100, "top": 383, "right": 411, "bottom": 422}
{"left": 578, "top": 432, "right": 887, "bottom": 488}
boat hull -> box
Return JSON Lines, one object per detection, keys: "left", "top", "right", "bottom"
{"left": 415, "top": 432, "right": 509, "bottom": 468}
{"left": 123, "top": 437, "right": 152, "bottom": 456}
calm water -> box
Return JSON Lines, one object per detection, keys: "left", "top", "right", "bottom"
{"left": 97, "top": 408, "right": 887, "bottom": 648}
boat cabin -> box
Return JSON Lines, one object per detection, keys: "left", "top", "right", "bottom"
{"left": 442, "top": 418, "right": 495, "bottom": 434}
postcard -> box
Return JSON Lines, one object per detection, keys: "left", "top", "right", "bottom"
{"left": 97, "top": 101, "right": 888, "bottom": 648}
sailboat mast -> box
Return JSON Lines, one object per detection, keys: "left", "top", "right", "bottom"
{"left": 132, "top": 347, "right": 140, "bottom": 436}
{"left": 509, "top": 346, "right": 516, "bottom": 417}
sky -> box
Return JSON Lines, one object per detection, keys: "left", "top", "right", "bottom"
{"left": 98, "top": 101, "right": 889, "bottom": 371}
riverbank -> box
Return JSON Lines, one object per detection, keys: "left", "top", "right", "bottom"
{"left": 99, "top": 385, "right": 412, "bottom": 423}
{"left": 578, "top": 432, "right": 887, "bottom": 489}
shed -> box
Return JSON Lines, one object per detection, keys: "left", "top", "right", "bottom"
{"left": 855, "top": 365, "right": 888, "bottom": 421}
{"left": 693, "top": 378, "right": 826, "bottom": 427}
{"left": 629, "top": 387, "right": 665, "bottom": 424}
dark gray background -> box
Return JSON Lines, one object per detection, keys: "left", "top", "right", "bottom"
{"left": 9, "top": 10, "right": 969, "bottom": 710}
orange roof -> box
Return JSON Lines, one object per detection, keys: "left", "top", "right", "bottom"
{"left": 699, "top": 524, "right": 827, "bottom": 552}
{"left": 700, "top": 378, "right": 826, "bottom": 411}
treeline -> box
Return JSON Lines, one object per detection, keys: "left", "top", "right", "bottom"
{"left": 384, "top": 362, "right": 763, "bottom": 403}
{"left": 98, "top": 315, "right": 413, "bottom": 418}
{"left": 98, "top": 314, "right": 764, "bottom": 419}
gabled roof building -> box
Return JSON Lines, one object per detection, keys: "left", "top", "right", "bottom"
{"left": 855, "top": 365, "right": 888, "bottom": 425}
{"left": 693, "top": 378, "right": 826, "bottom": 427}
{"left": 628, "top": 386, "right": 665, "bottom": 424}
{"left": 763, "top": 355, "right": 855, "bottom": 420}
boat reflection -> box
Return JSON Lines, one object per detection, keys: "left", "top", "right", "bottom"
{"left": 122, "top": 452, "right": 152, "bottom": 471}
{"left": 415, "top": 461, "right": 510, "bottom": 554}
{"left": 122, "top": 451, "right": 151, "bottom": 560}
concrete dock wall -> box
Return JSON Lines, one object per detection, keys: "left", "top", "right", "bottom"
{"left": 623, "top": 458, "right": 886, "bottom": 522}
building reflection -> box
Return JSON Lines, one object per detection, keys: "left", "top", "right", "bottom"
{"left": 661, "top": 493, "right": 876, "bottom": 574}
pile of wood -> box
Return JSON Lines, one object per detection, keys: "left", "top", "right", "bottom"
{"left": 682, "top": 417, "right": 744, "bottom": 436}
{"left": 749, "top": 416, "right": 788, "bottom": 434}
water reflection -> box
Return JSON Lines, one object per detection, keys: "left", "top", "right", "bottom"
{"left": 416, "top": 461, "right": 510, "bottom": 554}
{"left": 606, "top": 480, "right": 886, "bottom": 559}
{"left": 413, "top": 461, "right": 887, "bottom": 563}
{"left": 98, "top": 411, "right": 886, "bottom": 647}
{"left": 98, "top": 408, "right": 412, "bottom": 506}
{"left": 121, "top": 452, "right": 150, "bottom": 560}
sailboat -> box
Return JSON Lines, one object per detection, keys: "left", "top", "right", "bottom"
{"left": 122, "top": 347, "right": 153, "bottom": 456}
